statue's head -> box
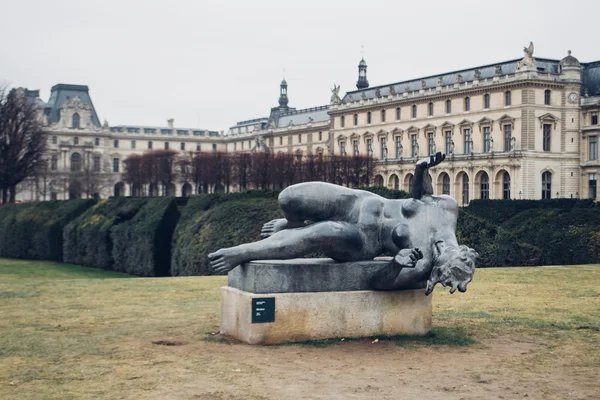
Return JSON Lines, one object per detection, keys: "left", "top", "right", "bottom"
{"left": 425, "top": 245, "right": 478, "bottom": 295}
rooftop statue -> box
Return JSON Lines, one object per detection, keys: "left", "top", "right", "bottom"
{"left": 523, "top": 41, "right": 534, "bottom": 57}
{"left": 330, "top": 85, "right": 341, "bottom": 105}
{"left": 209, "top": 152, "right": 478, "bottom": 295}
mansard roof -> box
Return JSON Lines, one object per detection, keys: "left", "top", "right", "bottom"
{"left": 45, "top": 84, "right": 101, "bottom": 127}
{"left": 277, "top": 105, "right": 330, "bottom": 127}
{"left": 341, "top": 57, "right": 600, "bottom": 103}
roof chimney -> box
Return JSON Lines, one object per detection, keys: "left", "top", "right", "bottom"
{"left": 167, "top": 118, "right": 174, "bottom": 128}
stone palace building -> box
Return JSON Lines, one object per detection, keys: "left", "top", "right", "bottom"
{"left": 15, "top": 43, "right": 600, "bottom": 204}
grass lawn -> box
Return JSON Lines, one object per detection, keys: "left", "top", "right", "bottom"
{"left": 0, "top": 258, "right": 598, "bottom": 400}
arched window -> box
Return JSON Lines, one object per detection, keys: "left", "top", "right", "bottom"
{"left": 70, "top": 152, "right": 81, "bottom": 172}
{"left": 445, "top": 99, "right": 451, "bottom": 114}
{"left": 409, "top": 175, "right": 414, "bottom": 193}
{"left": 544, "top": 89, "right": 551, "bottom": 105}
{"left": 72, "top": 113, "right": 80, "bottom": 129}
{"left": 353, "top": 114, "right": 358, "bottom": 126}
{"left": 428, "top": 102, "right": 434, "bottom": 116}
{"left": 393, "top": 175, "right": 399, "bottom": 190}
{"left": 396, "top": 107, "right": 401, "bottom": 120}
{"left": 462, "top": 174, "right": 470, "bottom": 205}
{"left": 73, "top": 137, "right": 79, "bottom": 145}
{"left": 114, "top": 182, "right": 124, "bottom": 197}
{"left": 503, "top": 172, "right": 511, "bottom": 199}
{"left": 367, "top": 112, "right": 372, "bottom": 124}
{"left": 381, "top": 109, "right": 386, "bottom": 122}
{"left": 480, "top": 172, "right": 489, "bottom": 199}
{"left": 505, "top": 91, "right": 512, "bottom": 106}
{"left": 484, "top": 94, "right": 490, "bottom": 109}
{"left": 542, "top": 171, "right": 552, "bottom": 199}
{"left": 442, "top": 174, "right": 450, "bottom": 195}
{"left": 464, "top": 97, "right": 470, "bottom": 112}
{"left": 412, "top": 105, "right": 417, "bottom": 118}
{"left": 93, "top": 155, "right": 101, "bottom": 172}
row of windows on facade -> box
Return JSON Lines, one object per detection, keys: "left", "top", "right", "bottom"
{"left": 339, "top": 90, "right": 556, "bottom": 128}
{"left": 51, "top": 136, "right": 217, "bottom": 152}
{"left": 396, "top": 170, "right": 596, "bottom": 205}
{"left": 397, "top": 171, "right": 512, "bottom": 202}
{"left": 51, "top": 153, "right": 123, "bottom": 173}
{"left": 339, "top": 125, "right": 596, "bottom": 159}
{"left": 232, "top": 132, "right": 325, "bottom": 150}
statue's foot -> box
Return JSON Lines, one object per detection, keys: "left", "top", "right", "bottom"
{"left": 261, "top": 218, "right": 289, "bottom": 239}
{"left": 208, "top": 248, "right": 244, "bottom": 274}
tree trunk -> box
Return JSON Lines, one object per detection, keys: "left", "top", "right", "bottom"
{"left": 9, "top": 185, "right": 16, "bottom": 203}
{"left": 1, "top": 188, "right": 7, "bottom": 204}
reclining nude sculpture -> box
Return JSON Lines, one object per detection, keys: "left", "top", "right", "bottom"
{"left": 209, "top": 152, "right": 478, "bottom": 295}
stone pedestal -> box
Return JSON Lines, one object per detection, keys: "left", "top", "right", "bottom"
{"left": 220, "top": 259, "right": 432, "bottom": 345}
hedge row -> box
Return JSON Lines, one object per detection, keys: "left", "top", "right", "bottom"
{"left": 0, "top": 200, "right": 95, "bottom": 261}
{"left": 467, "top": 198, "right": 597, "bottom": 225}
{"left": 111, "top": 197, "right": 180, "bottom": 276}
{"left": 171, "top": 191, "right": 282, "bottom": 276}
{"left": 2, "top": 187, "right": 600, "bottom": 276}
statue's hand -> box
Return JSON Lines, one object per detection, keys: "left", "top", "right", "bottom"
{"left": 416, "top": 152, "right": 445, "bottom": 169}
{"left": 393, "top": 248, "right": 423, "bottom": 269}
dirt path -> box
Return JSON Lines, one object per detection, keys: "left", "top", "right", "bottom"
{"left": 112, "top": 336, "right": 597, "bottom": 400}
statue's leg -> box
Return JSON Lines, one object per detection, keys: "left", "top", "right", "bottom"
{"left": 209, "top": 221, "right": 367, "bottom": 274}
{"left": 262, "top": 182, "right": 360, "bottom": 238}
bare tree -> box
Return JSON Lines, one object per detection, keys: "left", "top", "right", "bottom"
{"left": 0, "top": 86, "right": 47, "bottom": 203}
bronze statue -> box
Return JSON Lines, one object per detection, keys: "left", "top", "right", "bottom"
{"left": 209, "top": 153, "right": 478, "bottom": 295}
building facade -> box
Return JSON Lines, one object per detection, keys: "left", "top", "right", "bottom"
{"left": 15, "top": 44, "right": 600, "bottom": 203}
{"left": 328, "top": 46, "right": 600, "bottom": 203}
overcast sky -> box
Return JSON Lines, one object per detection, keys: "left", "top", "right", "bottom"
{"left": 1, "top": 0, "right": 599, "bottom": 132}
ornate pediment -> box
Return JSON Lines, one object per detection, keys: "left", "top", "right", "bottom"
{"left": 390, "top": 127, "right": 403, "bottom": 135}
{"left": 61, "top": 96, "right": 91, "bottom": 111}
{"left": 336, "top": 134, "right": 347, "bottom": 142}
{"left": 376, "top": 129, "right": 388, "bottom": 138}
{"left": 539, "top": 113, "right": 559, "bottom": 129}
{"left": 457, "top": 119, "right": 473, "bottom": 128}
{"left": 439, "top": 121, "right": 455, "bottom": 133}
{"left": 497, "top": 114, "right": 515, "bottom": 128}
{"left": 349, "top": 132, "right": 360, "bottom": 140}
{"left": 422, "top": 123, "right": 437, "bottom": 133}
{"left": 477, "top": 116, "right": 494, "bottom": 132}
{"left": 362, "top": 131, "right": 374, "bottom": 142}
{"left": 406, "top": 125, "right": 420, "bottom": 134}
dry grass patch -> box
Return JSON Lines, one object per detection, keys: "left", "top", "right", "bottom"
{"left": 0, "top": 258, "right": 598, "bottom": 400}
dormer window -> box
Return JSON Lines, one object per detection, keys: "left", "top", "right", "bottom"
{"left": 72, "top": 113, "right": 80, "bottom": 129}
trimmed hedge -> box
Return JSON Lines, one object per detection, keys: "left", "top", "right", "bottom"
{"left": 171, "top": 193, "right": 282, "bottom": 276}
{"left": 456, "top": 209, "right": 541, "bottom": 268}
{"left": 467, "top": 198, "right": 597, "bottom": 225}
{"left": 63, "top": 198, "right": 148, "bottom": 270}
{"left": 0, "top": 200, "right": 95, "bottom": 261}
{"left": 111, "top": 197, "right": 180, "bottom": 276}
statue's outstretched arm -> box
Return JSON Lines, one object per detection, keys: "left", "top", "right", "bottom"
{"left": 411, "top": 152, "right": 445, "bottom": 199}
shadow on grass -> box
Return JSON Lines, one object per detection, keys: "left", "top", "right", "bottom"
{"left": 271, "top": 327, "right": 477, "bottom": 348}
